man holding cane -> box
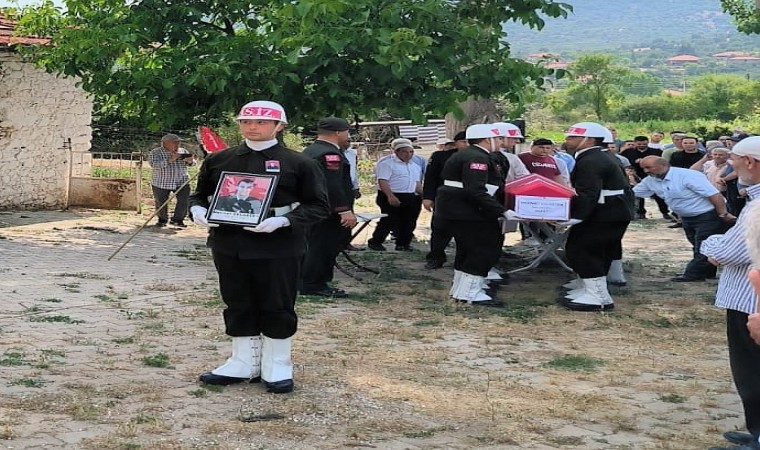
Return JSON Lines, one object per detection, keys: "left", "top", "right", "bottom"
{"left": 148, "top": 134, "right": 194, "bottom": 227}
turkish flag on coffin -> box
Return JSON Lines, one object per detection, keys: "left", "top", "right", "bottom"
{"left": 197, "top": 126, "right": 228, "bottom": 153}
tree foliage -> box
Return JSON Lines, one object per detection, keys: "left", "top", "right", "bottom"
{"left": 721, "top": 0, "right": 760, "bottom": 34}
{"left": 547, "top": 54, "right": 630, "bottom": 120}
{"left": 15, "top": 0, "right": 571, "bottom": 129}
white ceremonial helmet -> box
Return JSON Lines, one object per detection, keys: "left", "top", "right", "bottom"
{"left": 237, "top": 100, "right": 288, "bottom": 123}
{"left": 492, "top": 122, "right": 524, "bottom": 139}
{"left": 565, "top": 122, "right": 609, "bottom": 138}
{"left": 465, "top": 123, "right": 503, "bottom": 139}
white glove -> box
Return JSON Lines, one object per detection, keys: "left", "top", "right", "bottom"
{"left": 190, "top": 206, "right": 218, "bottom": 228}
{"left": 502, "top": 210, "right": 521, "bottom": 220}
{"left": 555, "top": 218, "right": 582, "bottom": 227}
{"left": 243, "top": 216, "right": 290, "bottom": 233}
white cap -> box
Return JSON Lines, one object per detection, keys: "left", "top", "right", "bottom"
{"left": 465, "top": 124, "right": 503, "bottom": 139}
{"left": 731, "top": 136, "right": 760, "bottom": 160}
{"left": 565, "top": 122, "right": 609, "bottom": 138}
{"left": 492, "top": 122, "right": 524, "bottom": 139}
{"left": 391, "top": 138, "right": 414, "bottom": 151}
{"left": 237, "top": 100, "right": 288, "bottom": 123}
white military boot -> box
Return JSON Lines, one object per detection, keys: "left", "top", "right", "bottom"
{"left": 453, "top": 273, "right": 504, "bottom": 307}
{"left": 607, "top": 260, "right": 627, "bottom": 286}
{"left": 261, "top": 336, "right": 294, "bottom": 393}
{"left": 563, "top": 277, "right": 614, "bottom": 312}
{"left": 449, "top": 270, "right": 464, "bottom": 297}
{"left": 199, "top": 336, "right": 261, "bottom": 385}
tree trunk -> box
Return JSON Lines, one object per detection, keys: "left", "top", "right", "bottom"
{"left": 445, "top": 98, "right": 501, "bottom": 138}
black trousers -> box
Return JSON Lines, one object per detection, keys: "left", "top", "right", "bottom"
{"left": 425, "top": 218, "right": 453, "bottom": 263}
{"left": 436, "top": 218, "right": 501, "bottom": 277}
{"left": 301, "top": 214, "right": 350, "bottom": 292}
{"left": 681, "top": 211, "right": 728, "bottom": 279}
{"left": 152, "top": 184, "right": 189, "bottom": 222}
{"left": 370, "top": 192, "right": 422, "bottom": 248}
{"left": 212, "top": 251, "right": 299, "bottom": 339}
{"left": 565, "top": 220, "right": 630, "bottom": 278}
{"left": 727, "top": 309, "right": 760, "bottom": 437}
{"left": 636, "top": 194, "right": 669, "bottom": 216}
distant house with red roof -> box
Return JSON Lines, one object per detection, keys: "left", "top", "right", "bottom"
{"left": 728, "top": 56, "right": 760, "bottom": 64}
{"left": 0, "top": 15, "right": 93, "bottom": 209}
{"left": 667, "top": 55, "right": 700, "bottom": 65}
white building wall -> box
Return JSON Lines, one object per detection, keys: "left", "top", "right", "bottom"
{"left": 0, "top": 50, "right": 92, "bottom": 209}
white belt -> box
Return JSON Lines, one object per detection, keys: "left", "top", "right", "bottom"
{"left": 598, "top": 189, "right": 624, "bottom": 204}
{"left": 271, "top": 202, "right": 300, "bottom": 216}
{"left": 444, "top": 180, "right": 463, "bottom": 188}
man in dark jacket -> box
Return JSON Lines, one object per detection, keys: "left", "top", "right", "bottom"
{"left": 189, "top": 100, "right": 330, "bottom": 393}
{"left": 422, "top": 133, "right": 462, "bottom": 269}
{"left": 433, "top": 124, "right": 507, "bottom": 307}
{"left": 561, "top": 122, "right": 633, "bottom": 312}
{"left": 621, "top": 135, "right": 670, "bottom": 219}
{"left": 300, "top": 117, "right": 357, "bottom": 297}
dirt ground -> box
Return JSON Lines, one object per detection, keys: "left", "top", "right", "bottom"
{"left": 0, "top": 202, "right": 747, "bottom": 450}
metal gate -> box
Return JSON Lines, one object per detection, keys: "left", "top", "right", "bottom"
{"left": 67, "top": 150, "right": 143, "bottom": 212}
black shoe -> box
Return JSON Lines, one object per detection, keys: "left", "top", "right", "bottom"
{"left": 199, "top": 372, "right": 260, "bottom": 386}
{"left": 724, "top": 431, "right": 755, "bottom": 446}
{"left": 156, "top": 220, "right": 167, "bottom": 227}
{"left": 367, "top": 242, "right": 386, "bottom": 251}
{"left": 455, "top": 299, "right": 505, "bottom": 308}
{"left": 424, "top": 260, "right": 444, "bottom": 270}
{"left": 170, "top": 220, "right": 188, "bottom": 228}
{"left": 662, "top": 213, "right": 677, "bottom": 221}
{"left": 395, "top": 245, "right": 414, "bottom": 252}
{"left": 300, "top": 287, "right": 348, "bottom": 298}
{"left": 635, "top": 212, "right": 646, "bottom": 220}
{"left": 264, "top": 379, "right": 294, "bottom": 394}
{"left": 671, "top": 275, "right": 705, "bottom": 282}
{"left": 668, "top": 222, "right": 683, "bottom": 228}
{"left": 561, "top": 298, "right": 615, "bottom": 312}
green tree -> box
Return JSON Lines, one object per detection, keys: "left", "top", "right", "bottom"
{"left": 548, "top": 54, "right": 630, "bottom": 120}
{"left": 721, "top": 0, "right": 760, "bottom": 34}
{"left": 15, "top": 0, "right": 571, "bottom": 129}
{"left": 685, "top": 74, "right": 760, "bottom": 121}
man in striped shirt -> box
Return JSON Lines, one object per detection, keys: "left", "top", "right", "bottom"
{"left": 148, "top": 134, "right": 194, "bottom": 227}
{"left": 700, "top": 136, "right": 760, "bottom": 450}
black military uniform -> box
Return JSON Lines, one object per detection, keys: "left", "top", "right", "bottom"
{"left": 621, "top": 146, "right": 669, "bottom": 218}
{"left": 423, "top": 147, "right": 458, "bottom": 267}
{"left": 566, "top": 146, "right": 633, "bottom": 284}
{"left": 433, "top": 145, "right": 506, "bottom": 278}
{"left": 189, "top": 142, "right": 330, "bottom": 339}
{"left": 301, "top": 130, "right": 355, "bottom": 296}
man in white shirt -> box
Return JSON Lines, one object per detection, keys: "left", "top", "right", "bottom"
{"left": 367, "top": 138, "right": 423, "bottom": 251}
{"left": 634, "top": 156, "right": 735, "bottom": 282}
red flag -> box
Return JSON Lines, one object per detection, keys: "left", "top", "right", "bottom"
{"left": 197, "top": 126, "right": 227, "bottom": 153}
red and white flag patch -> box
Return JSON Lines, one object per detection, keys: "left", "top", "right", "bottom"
{"left": 324, "top": 154, "right": 341, "bottom": 162}
{"left": 566, "top": 127, "right": 587, "bottom": 135}
{"left": 469, "top": 162, "right": 488, "bottom": 171}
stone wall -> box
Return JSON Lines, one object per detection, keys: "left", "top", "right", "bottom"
{"left": 0, "top": 50, "right": 92, "bottom": 209}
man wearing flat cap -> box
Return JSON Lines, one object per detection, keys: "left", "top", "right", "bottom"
{"left": 300, "top": 117, "right": 358, "bottom": 297}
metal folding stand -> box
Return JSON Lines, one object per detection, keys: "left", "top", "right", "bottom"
{"left": 507, "top": 221, "right": 574, "bottom": 274}
{"left": 335, "top": 213, "right": 387, "bottom": 279}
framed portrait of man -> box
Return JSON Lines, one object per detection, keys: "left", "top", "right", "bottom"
{"left": 206, "top": 172, "right": 278, "bottom": 226}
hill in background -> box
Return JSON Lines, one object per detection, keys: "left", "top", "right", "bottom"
{"left": 504, "top": 0, "right": 759, "bottom": 57}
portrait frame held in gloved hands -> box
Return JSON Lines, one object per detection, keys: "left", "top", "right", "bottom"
{"left": 207, "top": 171, "right": 279, "bottom": 226}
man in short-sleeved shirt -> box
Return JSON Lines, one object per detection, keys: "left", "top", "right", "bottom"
{"left": 519, "top": 138, "right": 566, "bottom": 186}
{"left": 634, "top": 156, "right": 734, "bottom": 281}
{"left": 367, "top": 138, "right": 423, "bottom": 251}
